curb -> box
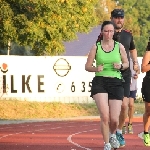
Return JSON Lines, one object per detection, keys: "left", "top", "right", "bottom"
{"left": 0, "top": 114, "right": 143, "bottom": 125}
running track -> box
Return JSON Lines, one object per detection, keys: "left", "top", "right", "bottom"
{"left": 0, "top": 117, "right": 149, "bottom": 150}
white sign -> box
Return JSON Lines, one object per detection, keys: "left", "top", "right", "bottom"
{"left": 0, "top": 56, "right": 94, "bottom": 102}
{"left": 0, "top": 56, "right": 145, "bottom": 103}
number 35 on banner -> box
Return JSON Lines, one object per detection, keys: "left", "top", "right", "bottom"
{"left": 71, "top": 82, "right": 92, "bottom": 93}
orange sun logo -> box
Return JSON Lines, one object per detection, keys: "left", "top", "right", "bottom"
{"left": 1, "top": 63, "right": 8, "bottom": 73}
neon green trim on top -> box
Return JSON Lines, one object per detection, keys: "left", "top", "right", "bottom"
{"left": 95, "top": 41, "right": 122, "bottom": 79}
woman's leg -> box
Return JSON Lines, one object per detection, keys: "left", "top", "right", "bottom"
{"left": 143, "top": 102, "right": 150, "bottom": 133}
{"left": 93, "top": 93, "right": 109, "bottom": 144}
{"left": 109, "top": 99, "right": 122, "bottom": 134}
{"left": 109, "top": 99, "right": 122, "bottom": 148}
{"left": 143, "top": 102, "right": 150, "bottom": 146}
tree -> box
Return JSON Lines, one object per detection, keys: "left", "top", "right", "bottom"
{"left": 95, "top": 0, "right": 117, "bottom": 24}
{"left": 0, "top": 0, "right": 99, "bottom": 55}
{"left": 134, "top": 36, "right": 148, "bottom": 56}
{"left": 113, "top": 0, "right": 150, "bottom": 56}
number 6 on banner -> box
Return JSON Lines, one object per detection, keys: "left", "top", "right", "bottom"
{"left": 71, "top": 82, "right": 75, "bottom": 92}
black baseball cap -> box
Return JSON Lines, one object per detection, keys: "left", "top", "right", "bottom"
{"left": 111, "top": 9, "right": 124, "bottom": 17}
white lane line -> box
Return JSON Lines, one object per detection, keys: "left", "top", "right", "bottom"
{"left": 0, "top": 132, "right": 22, "bottom": 139}
{"left": 0, "top": 128, "right": 49, "bottom": 139}
{"left": 0, "top": 127, "right": 12, "bottom": 129}
{"left": 0, "top": 122, "right": 97, "bottom": 140}
{"left": 0, "top": 121, "right": 81, "bottom": 130}
{"left": 67, "top": 123, "right": 144, "bottom": 149}
{"left": 67, "top": 129, "right": 97, "bottom": 150}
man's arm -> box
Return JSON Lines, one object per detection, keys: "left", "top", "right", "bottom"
{"left": 130, "top": 49, "right": 139, "bottom": 71}
{"left": 129, "top": 34, "right": 139, "bottom": 71}
{"left": 130, "top": 49, "right": 138, "bottom": 63}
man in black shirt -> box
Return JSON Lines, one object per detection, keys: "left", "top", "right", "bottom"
{"left": 110, "top": 9, "right": 139, "bottom": 147}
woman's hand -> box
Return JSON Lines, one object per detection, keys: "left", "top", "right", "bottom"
{"left": 113, "top": 63, "right": 121, "bottom": 70}
{"left": 97, "top": 64, "right": 104, "bottom": 72}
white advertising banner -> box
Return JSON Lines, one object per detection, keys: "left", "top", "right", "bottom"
{"left": 0, "top": 56, "right": 145, "bottom": 103}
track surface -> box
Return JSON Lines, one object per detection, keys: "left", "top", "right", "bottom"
{"left": 0, "top": 117, "right": 149, "bottom": 150}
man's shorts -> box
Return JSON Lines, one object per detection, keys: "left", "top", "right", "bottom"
{"left": 90, "top": 76, "right": 124, "bottom": 100}
{"left": 129, "top": 90, "right": 137, "bottom": 99}
{"left": 122, "top": 71, "right": 131, "bottom": 98}
{"left": 142, "top": 76, "right": 150, "bottom": 103}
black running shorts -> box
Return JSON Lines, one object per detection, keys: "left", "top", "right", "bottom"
{"left": 121, "top": 70, "right": 131, "bottom": 98}
{"left": 142, "top": 76, "right": 150, "bottom": 103}
{"left": 91, "top": 76, "right": 124, "bottom": 100}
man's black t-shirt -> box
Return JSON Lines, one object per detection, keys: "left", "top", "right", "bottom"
{"left": 113, "top": 29, "right": 135, "bottom": 75}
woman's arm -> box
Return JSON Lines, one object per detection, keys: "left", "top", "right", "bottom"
{"left": 141, "top": 51, "right": 150, "bottom": 73}
{"left": 85, "top": 44, "right": 98, "bottom": 72}
{"left": 119, "top": 43, "right": 129, "bottom": 70}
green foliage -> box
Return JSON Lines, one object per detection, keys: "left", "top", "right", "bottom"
{"left": 112, "top": 0, "right": 150, "bottom": 56}
{"left": 134, "top": 36, "right": 148, "bottom": 56}
{"left": 2, "top": 0, "right": 149, "bottom": 56}
{"left": 95, "top": 0, "right": 117, "bottom": 24}
{"left": 0, "top": 43, "right": 34, "bottom": 55}
{"left": 0, "top": 0, "right": 99, "bottom": 55}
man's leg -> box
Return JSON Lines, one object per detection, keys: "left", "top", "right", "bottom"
{"left": 122, "top": 91, "right": 136, "bottom": 134}
{"left": 116, "top": 74, "right": 130, "bottom": 147}
{"left": 128, "top": 97, "right": 134, "bottom": 124}
{"left": 118, "top": 97, "right": 129, "bottom": 130}
{"left": 128, "top": 96, "right": 135, "bottom": 133}
{"left": 116, "top": 97, "right": 129, "bottom": 147}
{"left": 127, "top": 90, "right": 137, "bottom": 133}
